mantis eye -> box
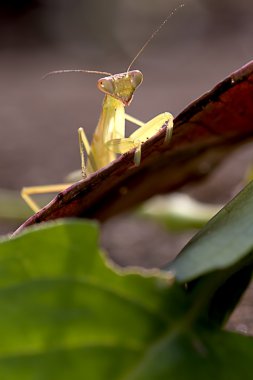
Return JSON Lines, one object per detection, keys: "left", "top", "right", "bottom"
{"left": 129, "top": 70, "right": 143, "bottom": 90}
{"left": 97, "top": 78, "right": 115, "bottom": 95}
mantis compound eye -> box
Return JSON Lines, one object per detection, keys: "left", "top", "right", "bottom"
{"left": 97, "top": 78, "right": 115, "bottom": 95}
{"left": 129, "top": 70, "right": 143, "bottom": 90}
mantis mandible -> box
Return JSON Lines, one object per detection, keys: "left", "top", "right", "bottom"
{"left": 21, "top": 6, "right": 184, "bottom": 213}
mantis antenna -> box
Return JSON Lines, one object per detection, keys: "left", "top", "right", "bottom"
{"left": 126, "top": 3, "right": 185, "bottom": 73}
{"left": 43, "top": 69, "right": 112, "bottom": 80}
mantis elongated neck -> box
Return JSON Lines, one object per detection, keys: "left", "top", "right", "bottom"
{"left": 103, "top": 94, "right": 125, "bottom": 111}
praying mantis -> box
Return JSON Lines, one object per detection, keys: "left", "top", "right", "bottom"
{"left": 21, "top": 6, "right": 184, "bottom": 213}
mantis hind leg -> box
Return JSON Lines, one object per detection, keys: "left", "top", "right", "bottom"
{"left": 107, "top": 112, "right": 174, "bottom": 165}
{"left": 21, "top": 127, "right": 93, "bottom": 213}
{"left": 21, "top": 183, "right": 72, "bottom": 213}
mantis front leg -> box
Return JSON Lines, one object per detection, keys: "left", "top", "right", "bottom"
{"left": 107, "top": 112, "right": 174, "bottom": 165}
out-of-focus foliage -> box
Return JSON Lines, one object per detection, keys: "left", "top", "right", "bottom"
{"left": 1, "top": 176, "right": 253, "bottom": 380}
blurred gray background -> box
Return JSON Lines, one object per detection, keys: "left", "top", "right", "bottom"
{"left": 0, "top": 0, "right": 253, "bottom": 331}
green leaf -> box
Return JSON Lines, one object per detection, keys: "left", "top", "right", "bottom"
{"left": 167, "top": 180, "right": 253, "bottom": 282}
{"left": 0, "top": 220, "right": 253, "bottom": 379}
{"left": 139, "top": 193, "right": 221, "bottom": 231}
{"left": 124, "top": 331, "right": 253, "bottom": 380}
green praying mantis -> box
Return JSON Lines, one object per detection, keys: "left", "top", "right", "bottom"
{"left": 21, "top": 6, "right": 185, "bottom": 213}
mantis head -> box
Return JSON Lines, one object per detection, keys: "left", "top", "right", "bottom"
{"left": 97, "top": 70, "right": 143, "bottom": 106}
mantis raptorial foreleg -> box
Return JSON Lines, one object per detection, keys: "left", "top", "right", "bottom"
{"left": 107, "top": 112, "right": 173, "bottom": 165}
{"left": 126, "top": 112, "right": 174, "bottom": 143}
